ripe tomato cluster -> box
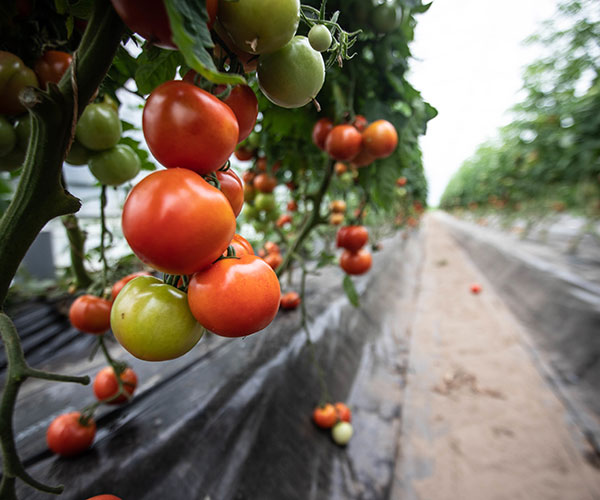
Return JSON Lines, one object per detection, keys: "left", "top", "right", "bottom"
{"left": 313, "top": 402, "right": 354, "bottom": 446}
{"left": 337, "top": 225, "right": 372, "bottom": 275}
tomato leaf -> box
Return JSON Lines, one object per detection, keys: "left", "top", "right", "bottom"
{"left": 343, "top": 275, "right": 360, "bottom": 308}
{"left": 135, "top": 46, "right": 184, "bottom": 95}
{"left": 164, "top": 0, "right": 246, "bottom": 86}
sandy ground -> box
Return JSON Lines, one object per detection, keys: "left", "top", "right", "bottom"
{"left": 393, "top": 214, "right": 600, "bottom": 500}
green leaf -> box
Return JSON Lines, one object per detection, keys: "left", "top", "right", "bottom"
{"left": 164, "top": 0, "right": 246, "bottom": 86}
{"left": 135, "top": 47, "right": 184, "bottom": 95}
{"left": 343, "top": 275, "right": 360, "bottom": 308}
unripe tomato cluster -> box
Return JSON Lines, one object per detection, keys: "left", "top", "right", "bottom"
{"left": 312, "top": 115, "right": 398, "bottom": 168}
{"left": 313, "top": 402, "right": 354, "bottom": 446}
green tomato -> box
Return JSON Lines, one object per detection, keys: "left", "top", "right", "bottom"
{"left": 15, "top": 114, "right": 31, "bottom": 149}
{"left": 218, "top": 0, "right": 300, "bottom": 55}
{"left": 254, "top": 192, "right": 276, "bottom": 212}
{"left": 65, "top": 139, "right": 92, "bottom": 166}
{"left": 243, "top": 203, "right": 259, "bottom": 220}
{"left": 88, "top": 144, "right": 141, "bottom": 185}
{"left": 331, "top": 421, "right": 353, "bottom": 446}
{"left": 110, "top": 276, "right": 204, "bottom": 361}
{"left": 258, "top": 36, "right": 325, "bottom": 109}
{"left": 0, "top": 147, "right": 24, "bottom": 172}
{"left": 371, "top": 3, "right": 399, "bottom": 33}
{"left": 0, "top": 116, "right": 16, "bottom": 157}
{"left": 75, "top": 102, "right": 122, "bottom": 151}
{"left": 308, "top": 25, "right": 332, "bottom": 52}
{"left": 0, "top": 51, "right": 39, "bottom": 115}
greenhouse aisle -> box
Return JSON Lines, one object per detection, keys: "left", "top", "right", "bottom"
{"left": 394, "top": 213, "right": 600, "bottom": 500}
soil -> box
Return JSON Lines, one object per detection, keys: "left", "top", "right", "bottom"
{"left": 394, "top": 213, "right": 600, "bottom": 500}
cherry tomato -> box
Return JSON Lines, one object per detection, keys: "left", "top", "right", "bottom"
{"left": 188, "top": 255, "right": 281, "bottom": 337}
{"left": 353, "top": 115, "right": 368, "bottom": 132}
{"left": 313, "top": 403, "right": 337, "bottom": 428}
{"left": 218, "top": 0, "right": 300, "bottom": 55}
{"left": 371, "top": 3, "right": 399, "bottom": 33}
{"left": 335, "top": 402, "right": 352, "bottom": 423}
{"left": 396, "top": 176, "right": 407, "bottom": 186}
{"left": 88, "top": 144, "right": 141, "bottom": 185}
{"left": 254, "top": 173, "right": 277, "bottom": 193}
{"left": 330, "top": 213, "right": 344, "bottom": 225}
{"left": 93, "top": 366, "right": 138, "bottom": 404}
{"left": 0, "top": 51, "right": 39, "bottom": 115}
{"left": 340, "top": 249, "right": 372, "bottom": 275}
{"left": 257, "top": 36, "right": 325, "bottom": 109}
{"left": 216, "top": 169, "right": 244, "bottom": 217}
{"left": 65, "top": 139, "right": 92, "bottom": 166}
{"left": 470, "top": 283, "right": 482, "bottom": 294}
{"left": 330, "top": 200, "right": 346, "bottom": 214}
{"left": 254, "top": 192, "right": 276, "bottom": 212}
{"left": 276, "top": 214, "right": 292, "bottom": 228}
{"left": 334, "top": 162, "right": 347, "bottom": 175}
{"left": 110, "top": 0, "right": 175, "bottom": 49}
{"left": 280, "top": 291, "right": 300, "bottom": 310}
{"left": 264, "top": 241, "right": 280, "bottom": 254}
{"left": 122, "top": 168, "right": 236, "bottom": 275}
{"left": 235, "top": 146, "right": 256, "bottom": 162}
{"left": 263, "top": 252, "right": 283, "bottom": 270}
{"left": 111, "top": 276, "right": 204, "bottom": 361}
{"left": 111, "top": 271, "right": 152, "bottom": 300}
{"left": 0, "top": 116, "right": 16, "bottom": 157}
{"left": 308, "top": 24, "right": 332, "bottom": 52}
{"left": 219, "top": 84, "right": 258, "bottom": 142}
{"left": 362, "top": 120, "right": 398, "bottom": 158}
{"left": 75, "top": 103, "right": 122, "bottom": 151}
{"left": 69, "top": 295, "right": 112, "bottom": 334}
{"left": 325, "top": 125, "right": 362, "bottom": 161}
{"left": 46, "top": 412, "right": 96, "bottom": 457}
{"left": 336, "top": 226, "right": 369, "bottom": 252}
{"left": 143, "top": 81, "right": 239, "bottom": 173}
{"left": 312, "top": 118, "right": 333, "bottom": 150}
{"left": 331, "top": 421, "right": 353, "bottom": 445}
{"left": 351, "top": 147, "right": 375, "bottom": 168}
{"left": 287, "top": 200, "right": 297, "bottom": 212}
{"left": 34, "top": 50, "right": 72, "bottom": 89}
{"left": 226, "top": 233, "right": 254, "bottom": 257}
{"left": 85, "top": 496, "right": 122, "bottom": 500}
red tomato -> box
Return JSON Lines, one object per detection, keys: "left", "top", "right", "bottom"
{"left": 335, "top": 402, "right": 352, "bottom": 422}
{"left": 226, "top": 233, "right": 254, "bottom": 257}
{"left": 263, "top": 252, "right": 283, "bottom": 270}
{"left": 235, "top": 146, "right": 256, "bottom": 162}
{"left": 256, "top": 157, "right": 267, "bottom": 172}
{"left": 351, "top": 147, "right": 375, "bottom": 168}
{"left": 336, "top": 225, "right": 369, "bottom": 252}
{"left": 396, "top": 176, "right": 407, "bottom": 186}
{"left": 69, "top": 295, "right": 112, "bottom": 334}
{"left": 206, "top": 0, "right": 218, "bottom": 29}
{"left": 334, "top": 162, "right": 347, "bottom": 175}
{"left": 276, "top": 214, "right": 292, "bottom": 228}
{"left": 362, "top": 120, "right": 398, "bottom": 158}
{"left": 216, "top": 169, "right": 244, "bottom": 217}
{"left": 46, "top": 412, "right": 96, "bottom": 457}
{"left": 325, "top": 125, "right": 362, "bottom": 161}
{"left": 143, "top": 81, "right": 239, "bottom": 174}
{"left": 188, "top": 255, "right": 281, "bottom": 337}
{"left": 264, "top": 241, "right": 280, "bottom": 254}
{"left": 352, "top": 115, "right": 368, "bottom": 132}
{"left": 218, "top": 84, "right": 258, "bottom": 142}
{"left": 340, "top": 249, "right": 372, "bottom": 275}
{"left": 254, "top": 173, "right": 277, "bottom": 193}
{"left": 312, "top": 117, "right": 333, "bottom": 150}
{"left": 280, "top": 291, "right": 300, "bottom": 310}
{"left": 111, "top": 271, "right": 152, "bottom": 300}
{"left": 122, "top": 168, "right": 236, "bottom": 275}
{"left": 34, "top": 50, "right": 72, "bottom": 89}
{"left": 470, "top": 283, "right": 482, "bottom": 294}
{"left": 330, "top": 200, "right": 346, "bottom": 214}
{"left": 93, "top": 366, "right": 138, "bottom": 404}
{"left": 85, "top": 496, "right": 122, "bottom": 500}
{"left": 287, "top": 200, "right": 298, "bottom": 211}
{"left": 313, "top": 404, "right": 337, "bottom": 428}
{"left": 110, "top": 0, "right": 175, "bottom": 49}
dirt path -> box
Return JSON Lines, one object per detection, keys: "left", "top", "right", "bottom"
{"left": 393, "top": 213, "right": 600, "bottom": 500}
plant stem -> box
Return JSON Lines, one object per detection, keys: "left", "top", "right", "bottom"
{"left": 61, "top": 214, "right": 92, "bottom": 289}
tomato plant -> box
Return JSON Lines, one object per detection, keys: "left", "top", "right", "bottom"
{"left": 143, "top": 81, "right": 239, "bottom": 174}
{"left": 88, "top": 144, "right": 141, "bottom": 186}
{"left": 188, "top": 254, "right": 281, "bottom": 337}
{"left": 340, "top": 249, "right": 372, "bottom": 275}
{"left": 69, "top": 295, "right": 112, "bottom": 334}
{"left": 313, "top": 403, "right": 337, "bottom": 428}
{"left": 0, "top": 51, "right": 38, "bottom": 115}
{"left": 122, "top": 168, "right": 236, "bottom": 275}
{"left": 257, "top": 36, "right": 325, "bottom": 109}
{"left": 75, "top": 103, "right": 122, "bottom": 151}
{"left": 111, "top": 276, "right": 204, "bottom": 361}
{"left": 33, "top": 50, "right": 72, "bottom": 89}
{"left": 93, "top": 366, "right": 138, "bottom": 404}
{"left": 218, "top": 0, "right": 300, "bottom": 55}
{"left": 46, "top": 412, "right": 96, "bottom": 457}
